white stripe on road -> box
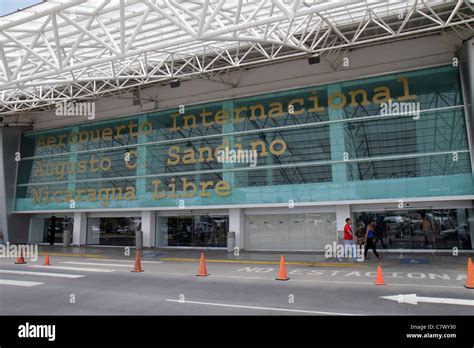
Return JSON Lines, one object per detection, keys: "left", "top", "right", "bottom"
{"left": 60, "top": 261, "right": 136, "bottom": 268}
{"left": 225, "top": 276, "right": 463, "bottom": 289}
{"left": 144, "top": 271, "right": 465, "bottom": 289}
{"left": 27, "top": 265, "right": 114, "bottom": 273}
{"left": 166, "top": 299, "right": 358, "bottom": 316}
{"left": 0, "top": 270, "right": 84, "bottom": 278}
{"left": 86, "top": 258, "right": 163, "bottom": 264}
{"left": 0, "top": 279, "right": 43, "bottom": 287}
{"left": 382, "top": 294, "right": 474, "bottom": 306}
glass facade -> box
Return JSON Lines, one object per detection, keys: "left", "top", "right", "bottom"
{"left": 157, "top": 215, "right": 229, "bottom": 247}
{"left": 30, "top": 216, "right": 74, "bottom": 244}
{"left": 13, "top": 65, "right": 473, "bottom": 211}
{"left": 86, "top": 217, "right": 141, "bottom": 246}
{"left": 245, "top": 213, "right": 337, "bottom": 250}
{"left": 354, "top": 209, "right": 474, "bottom": 250}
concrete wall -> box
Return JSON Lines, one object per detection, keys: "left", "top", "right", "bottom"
{"left": 142, "top": 211, "right": 156, "bottom": 248}
{"left": 0, "top": 126, "right": 32, "bottom": 242}
{"left": 229, "top": 208, "right": 244, "bottom": 250}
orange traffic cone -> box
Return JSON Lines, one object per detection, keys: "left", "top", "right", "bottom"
{"left": 43, "top": 254, "right": 51, "bottom": 266}
{"left": 131, "top": 250, "right": 144, "bottom": 273}
{"left": 465, "top": 257, "right": 474, "bottom": 289}
{"left": 15, "top": 248, "right": 26, "bottom": 264}
{"left": 375, "top": 265, "right": 385, "bottom": 285}
{"left": 196, "top": 253, "right": 208, "bottom": 276}
{"left": 276, "top": 255, "right": 289, "bottom": 281}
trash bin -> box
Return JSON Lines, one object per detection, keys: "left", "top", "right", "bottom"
{"left": 227, "top": 231, "right": 236, "bottom": 252}
{"left": 135, "top": 230, "right": 143, "bottom": 250}
{"left": 63, "top": 229, "right": 70, "bottom": 247}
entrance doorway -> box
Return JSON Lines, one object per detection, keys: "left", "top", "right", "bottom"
{"left": 86, "top": 217, "right": 141, "bottom": 246}
{"left": 354, "top": 209, "right": 473, "bottom": 250}
{"left": 30, "top": 216, "right": 74, "bottom": 244}
{"left": 157, "top": 214, "right": 229, "bottom": 247}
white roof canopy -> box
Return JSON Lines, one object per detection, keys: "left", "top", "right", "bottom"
{"left": 0, "top": 0, "right": 473, "bottom": 115}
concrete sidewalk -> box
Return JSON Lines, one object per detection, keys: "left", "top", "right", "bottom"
{"left": 31, "top": 245, "right": 473, "bottom": 271}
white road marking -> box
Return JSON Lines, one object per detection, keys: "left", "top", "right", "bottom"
{"left": 0, "top": 270, "right": 84, "bottom": 278}
{"left": 382, "top": 294, "right": 474, "bottom": 306}
{"left": 86, "top": 258, "right": 163, "bottom": 264}
{"left": 60, "top": 261, "right": 135, "bottom": 268}
{"left": 131, "top": 260, "right": 163, "bottom": 264}
{"left": 378, "top": 282, "right": 462, "bottom": 289}
{"left": 144, "top": 271, "right": 464, "bottom": 289}
{"left": 27, "top": 265, "right": 114, "bottom": 273}
{"left": 166, "top": 299, "right": 358, "bottom": 316}
{"left": 0, "top": 279, "right": 43, "bottom": 287}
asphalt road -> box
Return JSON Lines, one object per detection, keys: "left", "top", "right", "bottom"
{"left": 1, "top": 253, "right": 473, "bottom": 316}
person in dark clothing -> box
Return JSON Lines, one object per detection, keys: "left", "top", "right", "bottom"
{"left": 49, "top": 215, "right": 56, "bottom": 245}
{"left": 374, "top": 219, "right": 387, "bottom": 249}
{"left": 364, "top": 221, "right": 383, "bottom": 260}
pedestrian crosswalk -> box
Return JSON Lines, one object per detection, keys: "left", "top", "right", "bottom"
{"left": 60, "top": 261, "right": 137, "bottom": 268}
{"left": 86, "top": 258, "right": 163, "bottom": 264}
{"left": 0, "top": 258, "right": 136, "bottom": 288}
{"left": 0, "top": 270, "right": 84, "bottom": 278}
{"left": 27, "top": 265, "right": 115, "bottom": 272}
{"left": 0, "top": 279, "right": 44, "bottom": 287}
{"left": 0, "top": 267, "right": 90, "bottom": 288}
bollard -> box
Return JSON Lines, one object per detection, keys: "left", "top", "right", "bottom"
{"left": 63, "top": 229, "right": 71, "bottom": 247}
{"left": 135, "top": 230, "right": 143, "bottom": 250}
{"left": 227, "top": 231, "right": 236, "bottom": 252}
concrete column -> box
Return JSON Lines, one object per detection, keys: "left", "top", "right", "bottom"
{"left": 141, "top": 210, "right": 156, "bottom": 248}
{"left": 457, "top": 38, "right": 474, "bottom": 174}
{"left": 336, "top": 205, "right": 351, "bottom": 241}
{"left": 229, "top": 208, "right": 244, "bottom": 249}
{"left": 0, "top": 127, "right": 8, "bottom": 241}
{"left": 0, "top": 126, "right": 32, "bottom": 243}
{"left": 327, "top": 84, "right": 348, "bottom": 184}
{"left": 68, "top": 126, "right": 78, "bottom": 193}
{"left": 73, "top": 212, "right": 87, "bottom": 246}
{"left": 137, "top": 115, "right": 148, "bottom": 198}
{"left": 222, "top": 100, "right": 235, "bottom": 186}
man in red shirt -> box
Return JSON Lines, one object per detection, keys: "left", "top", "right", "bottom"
{"left": 343, "top": 217, "right": 357, "bottom": 261}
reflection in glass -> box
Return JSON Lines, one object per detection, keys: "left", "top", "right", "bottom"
{"left": 86, "top": 217, "right": 141, "bottom": 246}
{"left": 29, "top": 217, "right": 74, "bottom": 244}
{"left": 244, "top": 213, "right": 337, "bottom": 250}
{"left": 354, "top": 209, "right": 472, "bottom": 250}
{"left": 157, "top": 215, "right": 228, "bottom": 247}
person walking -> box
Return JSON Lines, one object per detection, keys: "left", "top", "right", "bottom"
{"left": 364, "top": 221, "right": 383, "bottom": 260}
{"left": 49, "top": 215, "right": 57, "bottom": 245}
{"left": 421, "top": 213, "right": 435, "bottom": 248}
{"left": 343, "top": 218, "right": 357, "bottom": 261}
{"left": 374, "top": 218, "right": 387, "bottom": 249}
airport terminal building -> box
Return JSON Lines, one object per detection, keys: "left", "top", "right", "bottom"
{"left": 0, "top": 1, "right": 473, "bottom": 252}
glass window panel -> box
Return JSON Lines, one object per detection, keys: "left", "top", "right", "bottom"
{"left": 155, "top": 215, "right": 228, "bottom": 247}
{"left": 353, "top": 209, "right": 472, "bottom": 250}
{"left": 86, "top": 217, "right": 140, "bottom": 246}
